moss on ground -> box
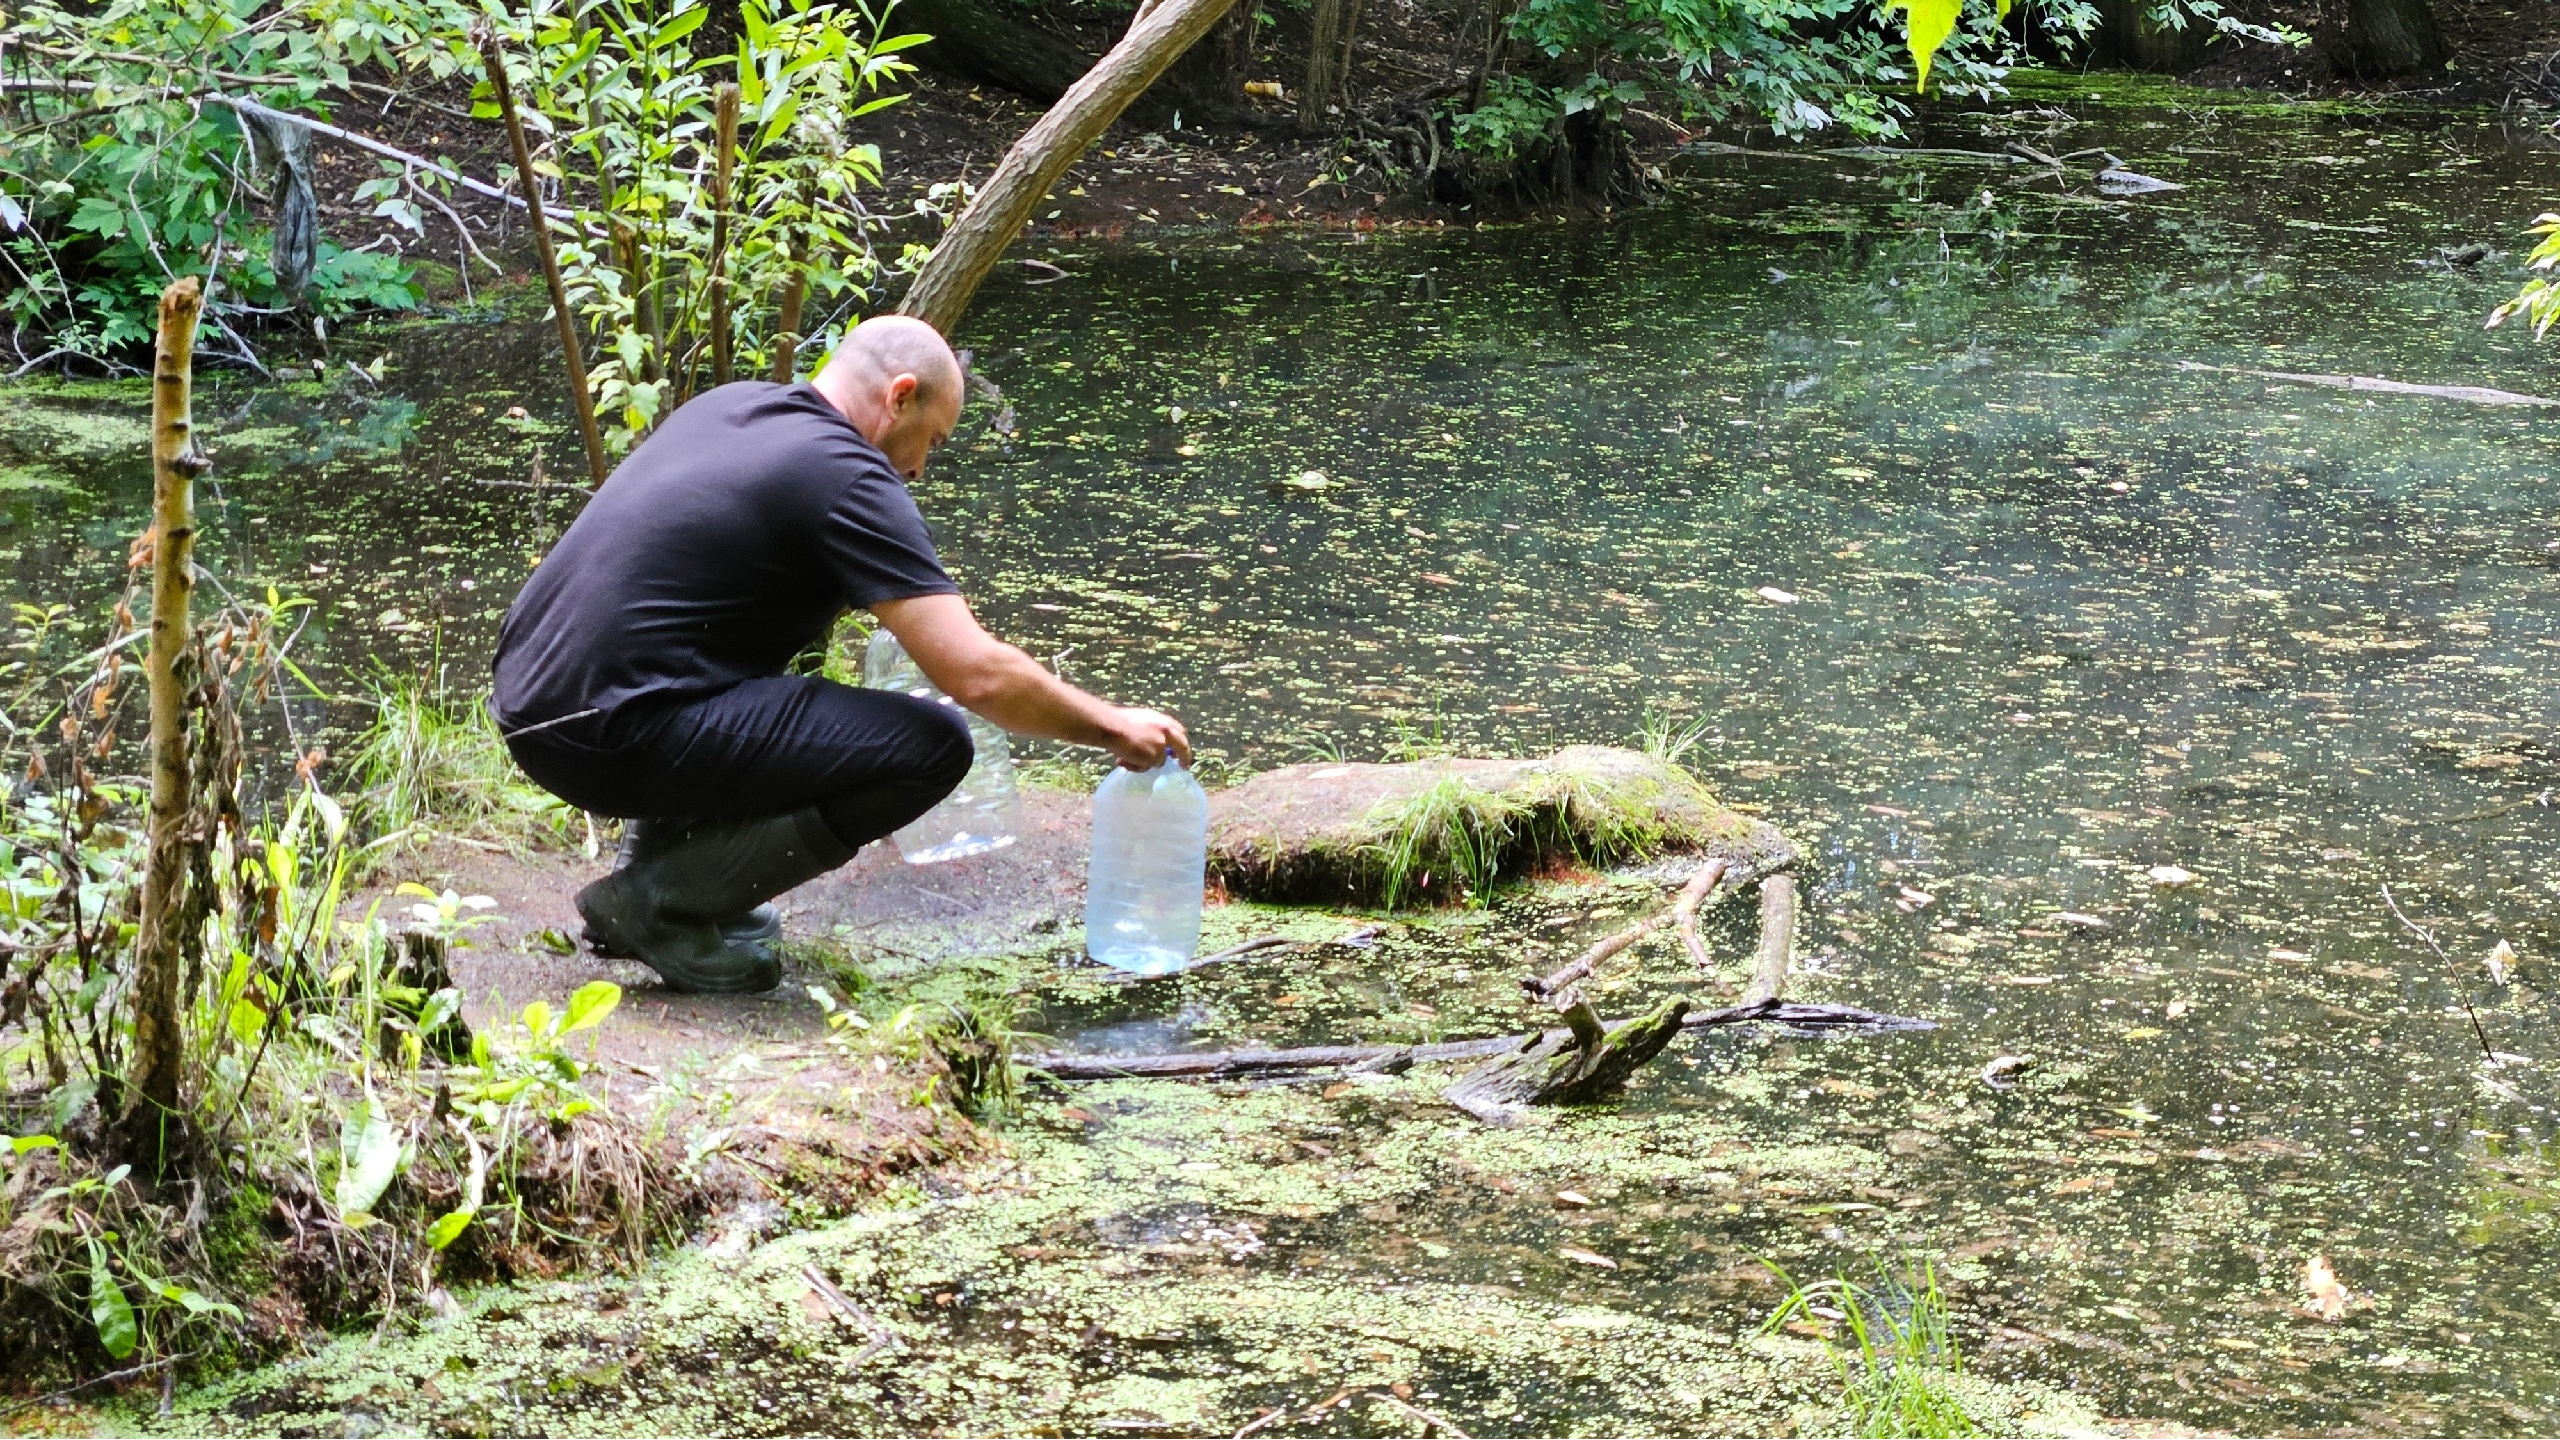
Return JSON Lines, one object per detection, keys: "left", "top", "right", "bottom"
{"left": 133, "top": 1065, "right": 2103, "bottom": 1437}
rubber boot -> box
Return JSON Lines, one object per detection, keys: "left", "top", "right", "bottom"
{"left": 593, "top": 819, "right": 779, "bottom": 949}
{"left": 575, "top": 807, "right": 855, "bottom": 993}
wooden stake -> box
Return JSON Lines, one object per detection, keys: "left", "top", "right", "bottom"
{"left": 125, "top": 276, "right": 205, "bottom": 1168}
{"left": 707, "top": 83, "right": 740, "bottom": 388}
{"left": 897, "top": 0, "right": 1239, "bottom": 333}
{"left": 477, "top": 22, "right": 610, "bottom": 490}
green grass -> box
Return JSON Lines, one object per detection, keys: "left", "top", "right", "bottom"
{"left": 1762, "top": 1257, "right": 1984, "bottom": 1439}
{"left": 346, "top": 678, "right": 584, "bottom": 855}
{"left": 1366, "top": 770, "right": 1534, "bottom": 908}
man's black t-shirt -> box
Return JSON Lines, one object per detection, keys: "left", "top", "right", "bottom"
{"left": 493, "top": 382, "right": 958, "bottom": 727}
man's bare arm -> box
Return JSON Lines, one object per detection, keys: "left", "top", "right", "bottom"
{"left": 871, "top": 593, "right": 1191, "bottom": 769}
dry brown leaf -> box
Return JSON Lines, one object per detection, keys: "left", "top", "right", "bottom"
{"left": 1557, "top": 1245, "right": 1619, "bottom": 1270}
{"left": 2302, "top": 1255, "right": 2351, "bottom": 1321}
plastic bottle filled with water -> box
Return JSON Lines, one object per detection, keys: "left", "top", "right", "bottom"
{"left": 1084, "top": 758, "right": 1207, "bottom": 974}
{"left": 862, "top": 628, "right": 1021, "bottom": 864}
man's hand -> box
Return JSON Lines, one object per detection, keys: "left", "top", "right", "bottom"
{"left": 874, "top": 594, "right": 1194, "bottom": 767}
{"left": 1102, "top": 707, "right": 1191, "bottom": 770}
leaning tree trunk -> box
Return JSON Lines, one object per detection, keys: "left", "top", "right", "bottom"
{"left": 122, "top": 277, "right": 206, "bottom": 1174}
{"left": 2344, "top": 0, "right": 2449, "bottom": 76}
{"left": 898, "top": 0, "right": 1241, "bottom": 334}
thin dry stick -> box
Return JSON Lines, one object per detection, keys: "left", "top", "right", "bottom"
{"left": 476, "top": 22, "right": 609, "bottom": 490}
{"left": 1521, "top": 914, "right": 1664, "bottom": 1000}
{"left": 1232, "top": 1407, "right": 1287, "bottom": 1439}
{"left": 1523, "top": 857, "right": 1732, "bottom": 1000}
{"left": 1672, "top": 855, "right": 1731, "bottom": 975}
{"left": 801, "top": 1263, "right": 898, "bottom": 1365}
{"left": 2380, "top": 882, "right": 2495, "bottom": 1060}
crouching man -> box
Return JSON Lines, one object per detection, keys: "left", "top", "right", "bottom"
{"left": 492, "top": 316, "right": 1189, "bottom": 993}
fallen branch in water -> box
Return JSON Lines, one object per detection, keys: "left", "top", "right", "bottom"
{"left": 1520, "top": 855, "right": 1739, "bottom": 1000}
{"left": 1023, "top": 997, "right": 1932, "bottom": 1081}
{"left": 1454, "top": 869, "right": 1797, "bottom": 1124}
{"left": 2175, "top": 360, "right": 2560, "bottom": 408}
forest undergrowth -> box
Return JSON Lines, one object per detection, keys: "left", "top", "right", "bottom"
{"left": 0, "top": 592, "right": 1012, "bottom": 1397}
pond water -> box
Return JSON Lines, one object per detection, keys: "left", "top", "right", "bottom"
{"left": 46, "top": 76, "right": 2560, "bottom": 1435}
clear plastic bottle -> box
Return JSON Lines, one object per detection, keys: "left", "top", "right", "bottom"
{"left": 1083, "top": 758, "right": 1208, "bottom": 974}
{"left": 862, "top": 628, "right": 1021, "bottom": 864}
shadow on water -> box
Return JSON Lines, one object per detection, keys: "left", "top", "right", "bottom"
{"left": 63, "top": 85, "right": 2560, "bottom": 1434}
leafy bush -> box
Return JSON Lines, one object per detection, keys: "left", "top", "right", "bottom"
{"left": 0, "top": 0, "right": 442, "bottom": 362}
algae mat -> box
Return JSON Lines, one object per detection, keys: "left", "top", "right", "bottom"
{"left": 147, "top": 1073, "right": 2100, "bottom": 1437}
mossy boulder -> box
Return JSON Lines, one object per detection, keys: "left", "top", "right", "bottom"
{"left": 1207, "top": 745, "right": 1795, "bottom": 906}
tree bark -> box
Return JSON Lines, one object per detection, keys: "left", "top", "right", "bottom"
{"left": 897, "top": 0, "right": 1241, "bottom": 334}
{"left": 2344, "top": 0, "right": 2449, "bottom": 75}
{"left": 477, "top": 22, "right": 610, "bottom": 490}
{"left": 124, "top": 277, "right": 205, "bottom": 1173}
{"left": 1296, "top": 0, "right": 1348, "bottom": 130}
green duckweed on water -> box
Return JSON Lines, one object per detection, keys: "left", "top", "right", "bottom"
{"left": 25, "top": 74, "right": 2560, "bottom": 1434}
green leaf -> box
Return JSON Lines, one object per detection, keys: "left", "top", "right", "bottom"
{"left": 8, "top": 1133, "right": 58, "bottom": 1155}
{"left": 153, "top": 1282, "right": 242, "bottom": 1320}
{"left": 657, "top": 5, "right": 710, "bottom": 45}
{"left": 424, "top": 1208, "right": 475, "bottom": 1251}
{"left": 227, "top": 997, "right": 268, "bottom": 1046}
{"left": 561, "top": 981, "right": 622, "bottom": 1035}
{"left": 417, "top": 987, "right": 462, "bottom": 1038}
{"left": 1892, "top": 0, "right": 1961, "bottom": 91}
{"left": 334, "top": 1092, "right": 402, "bottom": 1218}
{"left": 87, "top": 1240, "right": 137, "bottom": 1359}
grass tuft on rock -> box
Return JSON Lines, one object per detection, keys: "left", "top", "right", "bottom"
{"left": 1211, "top": 745, "right": 1774, "bottom": 908}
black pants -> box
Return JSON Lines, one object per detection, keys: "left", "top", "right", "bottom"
{"left": 505, "top": 675, "right": 974, "bottom": 851}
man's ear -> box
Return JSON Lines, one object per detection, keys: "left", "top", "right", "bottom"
{"left": 886, "top": 372, "right": 920, "bottom": 416}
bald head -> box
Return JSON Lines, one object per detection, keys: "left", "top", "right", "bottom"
{"left": 811, "top": 315, "right": 965, "bottom": 480}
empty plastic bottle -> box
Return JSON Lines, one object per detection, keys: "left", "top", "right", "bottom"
{"left": 862, "top": 629, "right": 1021, "bottom": 864}
{"left": 1084, "top": 758, "right": 1208, "bottom": 974}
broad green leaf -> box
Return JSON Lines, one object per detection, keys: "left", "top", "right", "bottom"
{"left": 9, "top": 1133, "right": 57, "bottom": 1155}
{"left": 562, "top": 980, "right": 622, "bottom": 1035}
{"left": 87, "top": 1241, "right": 137, "bottom": 1359}
{"left": 334, "top": 1093, "right": 401, "bottom": 1218}
{"left": 417, "top": 988, "right": 462, "bottom": 1038}
{"left": 1891, "top": 0, "right": 1961, "bottom": 91}
{"left": 227, "top": 997, "right": 267, "bottom": 1047}
{"left": 519, "top": 999, "right": 554, "bottom": 1038}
